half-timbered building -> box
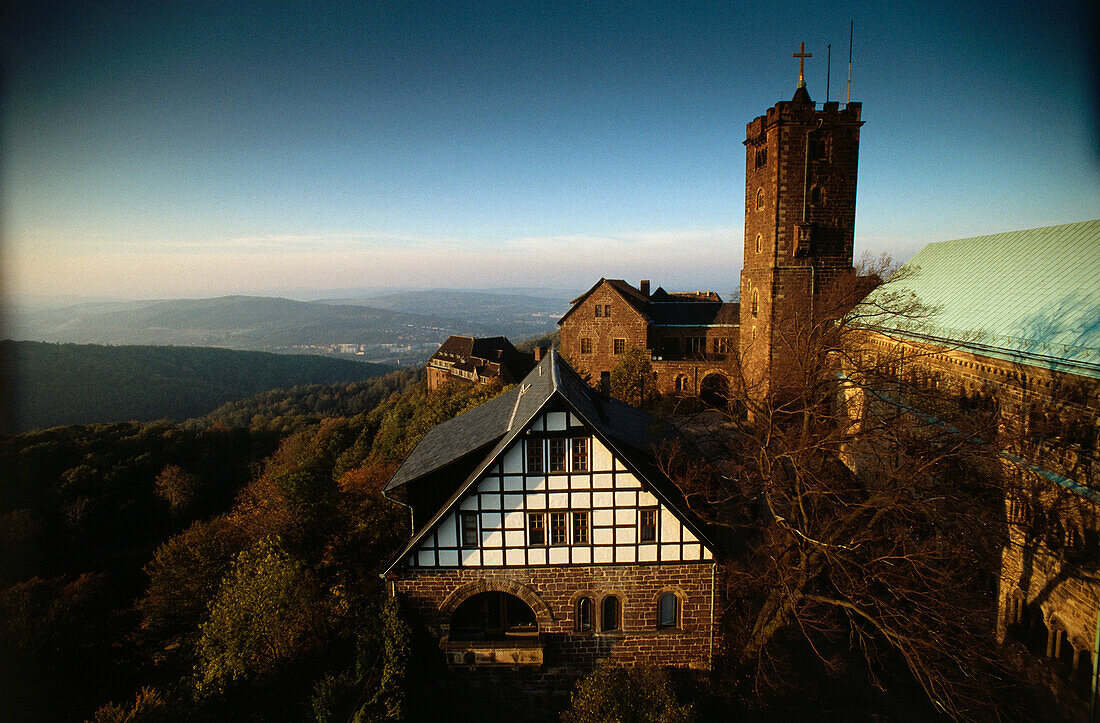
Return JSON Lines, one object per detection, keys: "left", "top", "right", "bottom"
{"left": 384, "top": 350, "right": 718, "bottom": 673}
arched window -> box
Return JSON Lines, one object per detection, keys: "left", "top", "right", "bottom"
{"left": 751, "top": 290, "right": 759, "bottom": 317}
{"left": 810, "top": 185, "right": 823, "bottom": 206}
{"left": 657, "top": 593, "right": 678, "bottom": 629}
{"left": 575, "top": 596, "right": 594, "bottom": 632}
{"left": 755, "top": 233, "right": 762, "bottom": 254}
{"left": 675, "top": 375, "right": 688, "bottom": 393}
{"left": 601, "top": 595, "right": 621, "bottom": 632}
{"left": 755, "top": 188, "right": 765, "bottom": 211}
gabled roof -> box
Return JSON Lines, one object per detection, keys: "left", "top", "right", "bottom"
{"left": 559, "top": 278, "right": 650, "bottom": 325}
{"left": 427, "top": 335, "right": 535, "bottom": 382}
{"left": 385, "top": 350, "right": 717, "bottom": 572}
{"left": 857, "top": 219, "right": 1100, "bottom": 379}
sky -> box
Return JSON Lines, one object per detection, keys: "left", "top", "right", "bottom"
{"left": 3, "top": 0, "right": 1098, "bottom": 303}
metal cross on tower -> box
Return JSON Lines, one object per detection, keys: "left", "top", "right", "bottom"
{"left": 793, "top": 42, "right": 812, "bottom": 89}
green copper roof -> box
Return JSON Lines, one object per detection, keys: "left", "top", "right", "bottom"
{"left": 860, "top": 219, "right": 1100, "bottom": 379}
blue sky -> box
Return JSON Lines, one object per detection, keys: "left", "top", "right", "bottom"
{"left": 4, "top": 1, "right": 1098, "bottom": 301}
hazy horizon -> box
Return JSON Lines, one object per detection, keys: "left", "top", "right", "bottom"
{"left": 6, "top": 2, "right": 1099, "bottom": 302}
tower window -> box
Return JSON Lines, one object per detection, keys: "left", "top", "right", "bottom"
{"left": 755, "top": 234, "right": 762, "bottom": 254}
{"left": 811, "top": 185, "right": 823, "bottom": 206}
{"left": 755, "top": 188, "right": 765, "bottom": 211}
{"left": 754, "top": 146, "right": 768, "bottom": 169}
{"left": 751, "top": 290, "right": 759, "bottom": 317}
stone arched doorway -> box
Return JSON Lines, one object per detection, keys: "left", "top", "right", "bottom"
{"left": 450, "top": 591, "right": 538, "bottom": 641}
{"left": 699, "top": 373, "right": 729, "bottom": 408}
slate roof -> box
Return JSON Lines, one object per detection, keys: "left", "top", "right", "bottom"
{"left": 559, "top": 278, "right": 736, "bottom": 327}
{"left": 385, "top": 350, "right": 717, "bottom": 572}
{"left": 427, "top": 335, "right": 534, "bottom": 382}
{"left": 857, "top": 219, "right": 1100, "bottom": 379}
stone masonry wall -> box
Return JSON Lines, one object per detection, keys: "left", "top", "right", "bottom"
{"left": 560, "top": 283, "right": 648, "bottom": 386}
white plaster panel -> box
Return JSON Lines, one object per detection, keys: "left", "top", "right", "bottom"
{"left": 482, "top": 549, "right": 503, "bottom": 566}
{"left": 548, "top": 492, "right": 569, "bottom": 509}
{"left": 505, "top": 530, "right": 525, "bottom": 547}
{"left": 660, "top": 509, "right": 681, "bottom": 543}
{"left": 503, "top": 494, "right": 525, "bottom": 511}
{"left": 417, "top": 550, "right": 435, "bottom": 566}
{"left": 504, "top": 511, "right": 524, "bottom": 528}
{"left": 480, "top": 495, "right": 501, "bottom": 510}
{"left": 638, "top": 490, "right": 658, "bottom": 506}
{"left": 478, "top": 476, "right": 500, "bottom": 493}
{"left": 545, "top": 411, "right": 567, "bottom": 431}
{"left": 438, "top": 549, "right": 458, "bottom": 566}
{"left": 594, "top": 546, "right": 614, "bottom": 563}
{"left": 503, "top": 476, "right": 524, "bottom": 492}
{"left": 502, "top": 444, "right": 523, "bottom": 473}
{"left": 526, "top": 476, "right": 547, "bottom": 491}
{"left": 617, "top": 526, "right": 637, "bottom": 545}
{"left": 593, "top": 491, "right": 613, "bottom": 507}
{"left": 461, "top": 549, "right": 480, "bottom": 566}
{"left": 506, "top": 549, "right": 525, "bottom": 566}
{"left": 549, "top": 475, "right": 569, "bottom": 490}
{"left": 682, "top": 527, "right": 699, "bottom": 543}
{"left": 571, "top": 492, "right": 592, "bottom": 508}
{"left": 660, "top": 544, "right": 680, "bottom": 560}
{"left": 702, "top": 549, "right": 714, "bottom": 561}
{"left": 437, "top": 517, "right": 457, "bottom": 547}
{"left": 593, "top": 509, "right": 614, "bottom": 527}
{"left": 616, "top": 473, "right": 641, "bottom": 489}
{"left": 549, "top": 547, "right": 569, "bottom": 564}
{"left": 616, "top": 546, "right": 636, "bottom": 563}
{"left": 592, "top": 473, "right": 614, "bottom": 488}
{"left": 528, "top": 548, "right": 547, "bottom": 565}
{"left": 638, "top": 544, "right": 658, "bottom": 562}
{"left": 460, "top": 496, "right": 478, "bottom": 511}
{"left": 615, "top": 491, "right": 637, "bottom": 507}
{"left": 481, "top": 512, "right": 502, "bottom": 529}
{"left": 572, "top": 547, "right": 591, "bottom": 564}
{"left": 527, "top": 494, "right": 546, "bottom": 510}
{"left": 483, "top": 530, "right": 503, "bottom": 547}
{"left": 593, "top": 527, "right": 614, "bottom": 545}
{"left": 592, "top": 438, "right": 613, "bottom": 470}
{"left": 615, "top": 508, "right": 635, "bottom": 525}
{"left": 684, "top": 543, "right": 701, "bottom": 560}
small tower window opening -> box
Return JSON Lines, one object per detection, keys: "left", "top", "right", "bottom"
{"left": 657, "top": 593, "right": 679, "bottom": 629}
{"left": 674, "top": 375, "right": 688, "bottom": 393}
{"left": 549, "top": 439, "right": 567, "bottom": 472}
{"left": 601, "top": 596, "right": 621, "bottom": 632}
{"left": 755, "top": 234, "right": 762, "bottom": 254}
{"left": 575, "top": 596, "right": 594, "bottom": 632}
{"left": 755, "top": 188, "right": 765, "bottom": 211}
{"left": 751, "top": 290, "right": 759, "bottom": 317}
{"left": 754, "top": 146, "right": 768, "bottom": 169}
{"left": 460, "top": 512, "right": 479, "bottom": 548}
{"left": 526, "top": 438, "right": 543, "bottom": 473}
{"left": 810, "top": 185, "right": 823, "bottom": 207}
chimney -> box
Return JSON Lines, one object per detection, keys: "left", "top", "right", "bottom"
{"left": 640, "top": 279, "right": 650, "bottom": 296}
{"left": 534, "top": 346, "right": 546, "bottom": 361}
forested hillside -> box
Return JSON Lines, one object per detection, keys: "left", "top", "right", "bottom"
{"left": 0, "top": 376, "right": 506, "bottom": 721}
{"left": 2, "top": 341, "right": 395, "bottom": 433}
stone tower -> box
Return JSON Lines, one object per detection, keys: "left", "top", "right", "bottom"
{"left": 739, "top": 53, "right": 863, "bottom": 401}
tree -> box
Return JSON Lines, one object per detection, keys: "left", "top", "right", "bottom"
{"left": 561, "top": 664, "right": 694, "bottom": 723}
{"left": 667, "top": 256, "right": 1025, "bottom": 718}
{"left": 609, "top": 346, "right": 654, "bottom": 407}
{"left": 154, "top": 464, "right": 200, "bottom": 514}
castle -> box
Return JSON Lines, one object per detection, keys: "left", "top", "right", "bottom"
{"left": 397, "top": 50, "right": 1099, "bottom": 714}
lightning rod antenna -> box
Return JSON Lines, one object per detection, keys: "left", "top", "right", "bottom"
{"left": 845, "top": 21, "right": 853, "bottom": 103}
{"left": 826, "top": 43, "right": 831, "bottom": 102}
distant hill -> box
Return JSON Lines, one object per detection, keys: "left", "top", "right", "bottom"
{"left": 10, "top": 295, "right": 493, "bottom": 363}
{"left": 319, "top": 289, "right": 570, "bottom": 340}
{"left": 1, "top": 341, "right": 396, "bottom": 433}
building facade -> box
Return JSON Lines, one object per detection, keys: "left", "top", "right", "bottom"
{"left": 426, "top": 335, "right": 537, "bottom": 391}
{"left": 385, "top": 351, "right": 718, "bottom": 677}
{"left": 558, "top": 278, "right": 739, "bottom": 400}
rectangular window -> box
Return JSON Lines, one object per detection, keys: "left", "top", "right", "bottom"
{"left": 550, "top": 512, "right": 568, "bottom": 545}
{"left": 580, "top": 338, "right": 592, "bottom": 354}
{"left": 604, "top": 304, "right": 611, "bottom": 317}
{"left": 613, "top": 339, "right": 626, "bottom": 355}
{"left": 460, "top": 512, "right": 479, "bottom": 548}
{"left": 686, "top": 337, "right": 705, "bottom": 357}
{"left": 528, "top": 512, "right": 545, "bottom": 546}
{"left": 572, "top": 438, "right": 588, "bottom": 471}
{"left": 549, "top": 439, "right": 567, "bottom": 472}
{"left": 594, "top": 304, "right": 603, "bottom": 317}
{"left": 526, "top": 438, "right": 543, "bottom": 473}
{"left": 639, "top": 508, "right": 657, "bottom": 543}
{"left": 573, "top": 511, "right": 589, "bottom": 544}
{"left": 713, "top": 338, "right": 731, "bottom": 354}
